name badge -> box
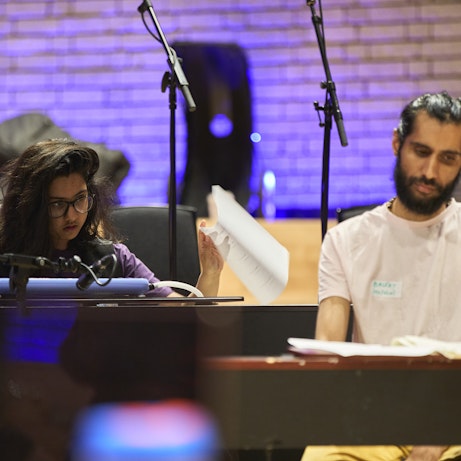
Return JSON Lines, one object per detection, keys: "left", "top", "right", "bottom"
{"left": 371, "top": 280, "right": 402, "bottom": 298}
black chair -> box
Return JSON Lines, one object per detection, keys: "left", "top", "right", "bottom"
{"left": 336, "top": 204, "right": 379, "bottom": 222}
{"left": 111, "top": 205, "right": 201, "bottom": 287}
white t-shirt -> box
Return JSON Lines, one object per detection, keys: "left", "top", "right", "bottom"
{"left": 319, "top": 198, "right": 461, "bottom": 344}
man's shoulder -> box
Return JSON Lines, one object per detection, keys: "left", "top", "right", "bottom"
{"left": 450, "top": 198, "right": 461, "bottom": 212}
{"left": 333, "top": 203, "right": 387, "bottom": 232}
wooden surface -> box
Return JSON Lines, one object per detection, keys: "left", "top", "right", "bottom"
{"left": 201, "top": 354, "right": 461, "bottom": 448}
{"left": 204, "top": 353, "right": 461, "bottom": 370}
{"left": 214, "top": 218, "right": 334, "bottom": 305}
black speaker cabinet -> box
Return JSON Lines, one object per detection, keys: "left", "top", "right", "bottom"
{"left": 173, "top": 42, "right": 254, "bottom": 217}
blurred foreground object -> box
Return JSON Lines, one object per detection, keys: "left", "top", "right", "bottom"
{"left": 71, "top": 400, "right": 220, "bottom": 461}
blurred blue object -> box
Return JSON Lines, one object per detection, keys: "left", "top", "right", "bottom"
{"left": 71, "top": 400, "right": 220, "bottom": 461}
{"left": 261, "top": 170, "right": 276, "bottom": 221}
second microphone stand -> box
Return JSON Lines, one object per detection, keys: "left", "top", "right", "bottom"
{"left": 307, "top": 1, "right": 348, "bottom": 240}
{"left": 138, "top": 0, "right": 196, "bottom": 281}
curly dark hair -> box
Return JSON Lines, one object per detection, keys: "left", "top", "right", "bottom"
{"left": 0, "top": 139, "right": 119, "bottom": 258}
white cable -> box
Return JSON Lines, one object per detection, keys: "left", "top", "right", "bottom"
{"left": 153, "top": 280, "right": 204, "bottom": 298}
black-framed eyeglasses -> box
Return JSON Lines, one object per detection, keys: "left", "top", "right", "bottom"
{"left": 48, "top": 194, "right": 94, "bottom": 218}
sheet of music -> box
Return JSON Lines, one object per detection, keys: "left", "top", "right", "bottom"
{"left": 201, "top": 185, "right": 289, "bottom": 304}
{"left": 287, "top": 336, "right": 461, "bottom": 358}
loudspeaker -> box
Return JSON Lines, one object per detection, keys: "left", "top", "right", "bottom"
{"left": 173, "top": 42, "right": 254, "bottom": 217}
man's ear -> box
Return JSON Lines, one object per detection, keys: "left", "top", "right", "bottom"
{"left": 392, "top": 129, "right": 400, "bottom": 157}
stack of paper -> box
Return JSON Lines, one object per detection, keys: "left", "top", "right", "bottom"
{"left": 286, "top": 337, "right": 461, "bottom": 358}
{"left": 391, "top": 335, "right": 461, "bottom": 359}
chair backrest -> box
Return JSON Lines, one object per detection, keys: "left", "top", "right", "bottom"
{"left": 336, "top": 204, "right": 379, "bottom": 223}
{"left": 111, "top": 206, "right": 201, "bottom": 287}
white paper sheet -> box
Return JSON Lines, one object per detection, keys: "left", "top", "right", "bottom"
{"left": 287, "top": 337, "right": 440, "bottom": 357}
{"left": 391, "top": 335, "right": 461, "bottom": 359}
{"left": 201, "top": 185, "right": 289, "bottom": 304}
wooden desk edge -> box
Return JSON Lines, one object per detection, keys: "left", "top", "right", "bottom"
{"left": 203, "top": 354, "right": 461, "bottom": 370}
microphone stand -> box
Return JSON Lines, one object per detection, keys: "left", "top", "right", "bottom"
{"left": 306, "top": 1, "right": 348, "bottom": 240}
{"left": 138, "top": 0, "right": 196, "bottom": 281}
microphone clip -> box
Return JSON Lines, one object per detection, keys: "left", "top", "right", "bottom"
{"left": 55, "top": 255, "right": 84, "bottom": 274}
{"left": 76, "top": 254, "right": 118, "bottom": 291}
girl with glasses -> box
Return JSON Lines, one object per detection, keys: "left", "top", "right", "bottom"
{"left": 0, "top": 139, "right": 223, "bottom": 297}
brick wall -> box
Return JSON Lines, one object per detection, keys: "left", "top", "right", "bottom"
{"left": 2, "top": 0, "right": 461, "bottom": 215}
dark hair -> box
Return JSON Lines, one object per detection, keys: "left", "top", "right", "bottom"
{"left": 396, "top": 91, "right": 461, "bottom": 143}
{"left": 0, "top": 139, "right": 118, "bottom": 257}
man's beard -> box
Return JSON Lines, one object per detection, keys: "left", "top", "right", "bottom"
{"left": 393, "top": 155, "right": 460, "bottom": 216}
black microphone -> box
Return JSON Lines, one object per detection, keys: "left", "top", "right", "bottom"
{"left": 76, "top": 256, "right": 114, "bottom": 291}
{"left": 137, "top": 0, "right": 150, "bottom": 13}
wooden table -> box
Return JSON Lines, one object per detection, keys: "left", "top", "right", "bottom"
{"left": 200, "top": 354, "right": 461, "bottom": 449}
